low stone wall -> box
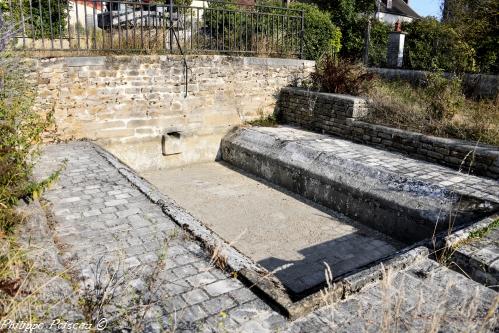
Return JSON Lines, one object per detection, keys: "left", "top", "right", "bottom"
{"left": 31, "top": 55, "right": 314, "bottom": 171}
{"left": 277, "top": 87, "right": 499, "bottom": 179}
{"left": 369, "top": 67, "right": 499, "bottom": 99}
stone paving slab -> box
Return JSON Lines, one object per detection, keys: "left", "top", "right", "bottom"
{"left": 31, "top": 141, "right": 498, "bottom": 332}
{"left": 33, "top": 142, "right": 278, "bottom": 331}
{"left": 286, "top": 259, "right": 499, "bottom": 333}
{"left": 142, "top": 162, "right": 403, "bottom": 296}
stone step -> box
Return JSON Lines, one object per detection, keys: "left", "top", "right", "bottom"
{"left": 221, "top": 126, "right": 499, "bottom": 243}
{"left": 445, "top": 215, "right": 499, "bottom": 291}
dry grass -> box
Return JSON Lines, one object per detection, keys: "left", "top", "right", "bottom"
{"left": 318, "top": 262, "right": 499, "bottom": 332}
{"left": 363, "top": 78, "right": 499, "bottom": 146}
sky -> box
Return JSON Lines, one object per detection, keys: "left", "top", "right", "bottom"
{"left": 409, "top": 0, "right": 443, "bottom": 18}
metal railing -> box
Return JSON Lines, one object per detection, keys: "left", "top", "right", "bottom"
{"left": 3, "top": 0, "right": 304, "bottom": 58}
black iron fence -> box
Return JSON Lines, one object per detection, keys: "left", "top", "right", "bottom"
{"left": 2, "top": 0, "right": 304, "bottom": 58}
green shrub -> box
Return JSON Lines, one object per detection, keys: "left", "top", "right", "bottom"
{"left": 367, "top": 20, "right": 391, "bottom": 67}
{"left": 423, "top": 71, "right": 465, "bottom": 121}
{"left": 202, "top": 0, "right": 302, "bottom": 56}
{"left": 443, "top": 0, "right": 498, "bottom": 73}
{"left": 172, "top": 0, "right": 193, "bottom": 6}
{"left": 247, "top": 113, "right": 278, "bottom": 127}
{"left": 202, "top": 1, "right": 340, "bottom": 59}
{"left": 289, "top": 2, "right": 341, "bottom": 60}
{"left": 312, "top": 0, "right": 374, "bottom": 62}
{"left": 403, "top": 18, "right": 476, "bottom": 73}
{"left": 0, "top": 47, "right": 54, "bottom": 234}
{"left": 5, "top": 0, "right": 68, "bottom": 39}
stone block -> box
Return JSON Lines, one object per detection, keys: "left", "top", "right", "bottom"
{"left": 65, "top": 57, "right": 106, "bottom": 67}
{"left": 94, "top": 129, "right": 135, "bottom": 140}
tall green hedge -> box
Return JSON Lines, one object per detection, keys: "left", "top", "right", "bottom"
{"left": 367, "top": 19, "right": 391, "bottom": 67}
{"left": 403, "top": 18, "right": 476, "bottom": 73}
{"left": 202, "top": 1, "right": 340, "bottom": 60}
{"left": 289, "top": 2, "right": 341, "bottom": 60}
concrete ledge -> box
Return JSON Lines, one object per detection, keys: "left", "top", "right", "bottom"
{"left": 280, "top": 86, "right": 365, "bottom": 104}
{"left": 445, "top": 214, "right": 499, "bottom": 248}
{"left": 240, "top": 245, "right": 429, "bottom": 320}
{"left": 221, "top": 127, "right": 499, "bottom": 243}
{"left": 444, "top": 214, "right": 499, "bottom": 290}
{"left": 243, "top": 57, "right": 315, "bottom": 68}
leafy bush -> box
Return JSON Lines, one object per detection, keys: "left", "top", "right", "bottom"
{"left": 444, "top": 0, "right": 498, "bottom": 74}
{"left": 4, "top": 0, "right": 68, "bottom": 39}
{"left": 311, "top": 56, "right": 373, "bottom": 95}
{"left": 0, "top": 12, "right": 51, "bottom": 234}
{"left": 288, "top": 2, "right": 341, "bottom": 60}
{"left": 311, "top": 0, "right": 375, "bottom": 61}
{"left": 0, "top": 59, "right": 48, "bottom": 233}
{"left": 202, "top": 0, "right": 301, "bottom": 56}
{"left": 172, "top": 0, "right": 192, "bottom": 6}
{"left": 202, "top": 1, "right": 340, "bottom": 59}
{"left": 403, "top": 18, "right": 476, "bottom": 73}
{"left": 364, "top": 74, "right": 499, "bottom": 145}
{"left": 367, "top": 20, "right": 391, "bottom": 67}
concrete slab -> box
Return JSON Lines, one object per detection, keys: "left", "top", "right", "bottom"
{"left": 221, "top": 126, "right": 499, "bottom": 243}
{"left": 142, "top": 162, "right": 404, "bottom": 295}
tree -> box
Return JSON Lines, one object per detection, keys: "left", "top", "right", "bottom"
{"left": 310, "top": 0, "right": 376, "bottom": 60}
{"left": 290, "top": 2, "right": 342, "bottom": 60}
{"left": 442, "top": 0, "right": 498, "bottom": 73}
{"left": 4, "top": 0, "right": 69, "bottom": 39}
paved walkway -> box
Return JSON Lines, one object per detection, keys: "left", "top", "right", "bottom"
{"left": 33, "top": 141, "right": 498, "bottom": 332}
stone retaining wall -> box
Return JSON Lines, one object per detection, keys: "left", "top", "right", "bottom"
{"left": 31, "top": 55, "right": 314, "bottom": 171}
{"left": 277, "top": 87, "right": 499, "bottom": 179}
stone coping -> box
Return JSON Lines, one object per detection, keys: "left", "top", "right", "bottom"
{"left": 280, "top": 86, "right": 365, "bottom": 103}
{"left": 40, "top": 55, "right": 315, "bottom": 68}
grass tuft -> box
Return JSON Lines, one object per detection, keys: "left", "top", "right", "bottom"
{"left": 468, "top": 218, "right": 499, "bottom": 241}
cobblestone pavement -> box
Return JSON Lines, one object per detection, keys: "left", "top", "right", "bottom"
{"left": 33, "top": 141, "right": 498, "bottom": 332}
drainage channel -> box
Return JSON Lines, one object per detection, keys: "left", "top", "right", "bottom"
{"left": 103, "top": 126, "right": 498, "bottom": 319}
{"left": 142, "top": 162, "right": 405, "bottom": 297}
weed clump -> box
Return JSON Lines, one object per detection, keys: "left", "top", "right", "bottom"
{"left": 364, "top": 74, "right": 499, "bottom": 146}
{"left": 310, "top": 55, "right": 373, "bottom": 96}
{"left": 247, "top": 114, "right": 278, "bottom": 127}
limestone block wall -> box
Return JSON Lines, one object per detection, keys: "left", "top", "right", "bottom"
{"left": 277, "top": 87, "right": 499, "bottom": 179}
{"left": 277, "top": 87, "right": 368, "bottom": 135}
{"left": 31, "top": 55, "right": 314, "bottom": 171}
